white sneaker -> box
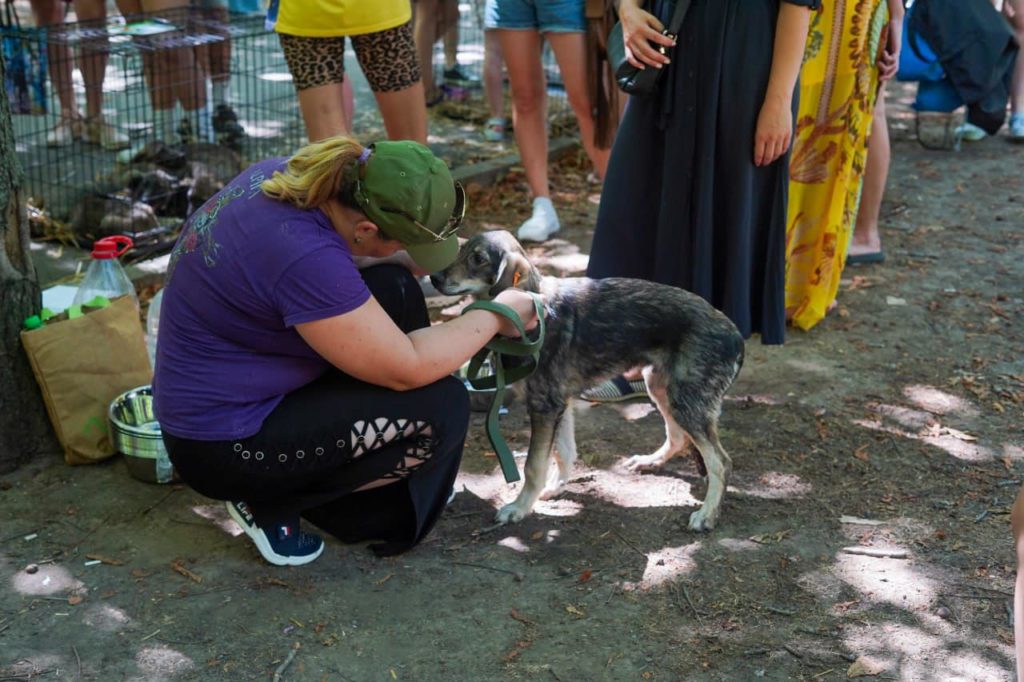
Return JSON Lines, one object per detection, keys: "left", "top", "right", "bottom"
{"left": 46, "top": 116, "right": 82, "bottom": 146}
{"left": 1009, "top": 113, "right": 1024, "bottom": 143}
{"left": 517, "top": 197, "right": 560, "bottom": 242}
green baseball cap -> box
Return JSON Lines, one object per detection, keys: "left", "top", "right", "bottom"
{"left": 351, "top": 141, "right": 466, "bottom": 272}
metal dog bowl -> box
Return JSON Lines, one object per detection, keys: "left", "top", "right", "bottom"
{"left": 108, "top": 385, "right": 175, "bottom": 484}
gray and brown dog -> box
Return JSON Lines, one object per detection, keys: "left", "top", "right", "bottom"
{"left": 431, "top": 231, "right": 746, "bottom": 531}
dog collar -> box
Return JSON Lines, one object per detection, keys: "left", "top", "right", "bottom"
{"left": 461, "top": 296, "right": 546, "bottom": 484}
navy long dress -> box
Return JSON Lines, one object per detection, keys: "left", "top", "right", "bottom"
{"left": 587, "top": 0, "right": 819, "bottom": 345}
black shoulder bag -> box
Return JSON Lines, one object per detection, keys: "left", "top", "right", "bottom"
{"left": 608, "top": 0, "right": 692, "bottom": 96}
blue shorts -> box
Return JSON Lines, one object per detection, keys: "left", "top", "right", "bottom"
{"left": 484, "top": 0, "right": 586, "bottom": 33}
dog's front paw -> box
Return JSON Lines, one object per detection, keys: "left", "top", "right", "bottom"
{"left": 624, "top": 453, "right": 669, "bottom": 473}
{"left": 687, "top": 505, "right": 718, "bottom": 532}
{"left": 495, "top": 500, "right": 532, "bottom": 524}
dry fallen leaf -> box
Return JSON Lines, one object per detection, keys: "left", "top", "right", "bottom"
{"left": 67, "top": 594, "right": 84, "bottom": 605}
{"left": 577, "top": 569, "right": 593, "bottom": 584}
{"left": 847, "top": 656, "right": 885, "bottom": 677}
{"left": 853, "top": 444, "right": 870, "bottom": 462}
{"left": 565, "top": 604, "right": 586, "bottom": 617}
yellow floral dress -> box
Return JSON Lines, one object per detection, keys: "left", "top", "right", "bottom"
{"left": 785, "top": 0, "right": 889, "bottom": 330}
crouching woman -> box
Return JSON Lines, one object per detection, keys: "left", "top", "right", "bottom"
{"left": 154, "top": 137, "right": 540, "bottom": 565}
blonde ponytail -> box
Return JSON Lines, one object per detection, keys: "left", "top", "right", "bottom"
{"left": 261, "top": 135, "right": 365, "bottom": 209}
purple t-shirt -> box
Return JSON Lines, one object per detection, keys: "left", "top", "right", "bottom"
{"left": 153, "top": 158, "right": 371, "bottom": 440}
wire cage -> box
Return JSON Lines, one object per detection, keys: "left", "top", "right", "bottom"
{"left": 6, "top": 7, "right": 303, "bottom": 249}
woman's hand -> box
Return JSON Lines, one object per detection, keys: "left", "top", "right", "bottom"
{"left": 753, "top": 93, "right": 793, "bottom": 167}
{"left": 619, "top": 0, "right": 676, "bottom": 70}
{"left": 877, "top": 17, "right": 903, "bottom": 83}
{"left": 492, "top": 289, "right": 544, "bottom": 338}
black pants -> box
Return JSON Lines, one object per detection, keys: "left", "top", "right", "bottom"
{"left": 163, "top": 265, "right": 470, "bottom": 556}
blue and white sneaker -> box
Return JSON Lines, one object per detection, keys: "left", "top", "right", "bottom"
{"left": 226, "top": 501, "right": 324, "bottom": 566}
{"left": 1009, "top": 113, "right": 1024, "bottom": 143}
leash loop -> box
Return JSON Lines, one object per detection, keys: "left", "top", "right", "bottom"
{"left": 461, "top": 296, "right": 546, "bottom": 483}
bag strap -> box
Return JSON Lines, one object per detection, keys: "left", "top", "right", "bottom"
{"left": 461, "top": 297, "right": 546, "bottom": 484}
{"left": 664, "top": 0, "right": 692, "bottom": 39}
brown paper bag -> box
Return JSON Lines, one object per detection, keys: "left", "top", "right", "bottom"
{"left": 20, "top": 295, "right": 153, "bottom": 465}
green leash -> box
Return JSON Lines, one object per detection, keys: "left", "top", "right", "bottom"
{"left": 462, "top": 296, "right": 546, "bottom": 483}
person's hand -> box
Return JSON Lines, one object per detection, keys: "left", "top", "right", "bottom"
{"left": 619, "top": 0, "right": 676, "bottom": 70}
{"left": 877, "top": 17, "right": 903, "bottom": 83}
{"left": 753, "top": 93, "right": 793, "bottom": 167}
{"left": 492, "top": 289, "right": 544, "bottom": 338}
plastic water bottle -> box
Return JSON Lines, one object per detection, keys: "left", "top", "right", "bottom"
{"left": 72, "top": 236, "right": 138, "bottom": 308}
{"left": 146, "top": 288, "right": 163, "bottom": 370}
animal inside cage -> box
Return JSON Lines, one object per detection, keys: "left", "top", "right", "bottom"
{"left": 7, "top": 8, "right": 303, "bottom": 250}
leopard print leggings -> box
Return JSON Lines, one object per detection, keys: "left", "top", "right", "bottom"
{"left": 279, "top": 21, "right": 421, "bottom": 93}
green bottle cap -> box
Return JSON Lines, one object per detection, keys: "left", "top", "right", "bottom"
{"left": 67, "top": 305, "right": 83, "bottom": 320}
{"left": 40, "top": 308, "right": 56, "bottom": 322}
{"left": 23, "top": 315, "right": 42, "bottom": 330}
{"left": 84, "top": 296, "right": 111, "bottom": 309}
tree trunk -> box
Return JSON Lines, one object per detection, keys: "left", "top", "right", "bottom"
{"left": 0, "top": 57, "right": 59, "bottom": 473}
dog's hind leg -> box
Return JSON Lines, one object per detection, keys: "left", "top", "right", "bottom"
{"left": 496, "top": 410, "right": 562, "bottom": 523}
{"left": 624, "top": 366, "right": 691, "bottom": 472}
{"left": 541, "top": 399, "right": 576, "bottom": 500}
{"left": 683, "top": 419, "right": 732, "bottom": 532}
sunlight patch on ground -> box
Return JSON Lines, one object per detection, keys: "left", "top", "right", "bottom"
{"left": 842, "top": 623, "right": 1009, "bottom": 681}
{"left": 190, "top": 504, "right": 243, "bottom": 537}
{"left": 622, "top": 543, "right": 700, "bottom": 591}
{"left": 497, "top": 536, "right": 530, "bottom": 553}
{"left": 529, "top": 250, "right": 589, "bottom": 275}
{"left": 852, "top": 418, "right": 993, "bottom": 463}
{"left": 1004, "top": 444, "right": 1024, "bottom": 463}
{"left": 835, "top": 552, "right": 936, "bottom": 611}
{"left": 135, "top": 645, "right": 195, "bottom": 679}
{"left": 455, "top": 472, "right": 583, "bottom": 518}
{"left": 10, "top": 563, "right": 84, "bottom": 596}
{"left": 873, "top": 403, "right": 940, "bottom": 430}
{"left": 566, "top": 466, "right": 698, "bottom": 509}
{"left": 606, "top": 401, "right": 657, "bottom": 422}
{"left": 82, "top": 603, "right": 131, "bottom": 632}
{"left": 904, "top": 384, "right": 979, "bottom": 418}
{"left": 729, "top": 471, "right": 812, "bottom": 500}
{"left": 241, "top": 119, "right": 288, "bottom": 139}
{"left": 717, "top": 538, "right": 762, "bottom": 552}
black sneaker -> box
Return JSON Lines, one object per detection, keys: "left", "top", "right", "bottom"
{"left": 443, "top": 65, "right": 474, "bottom": 84}
{"left": 212, "top": 104, "right": 245, "bottom": 138}
{"left": 226, "top": 500, "right": 324, "bottom": 566}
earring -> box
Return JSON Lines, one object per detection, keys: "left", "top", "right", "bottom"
{"left": 354, "top": 237, "right": 362, "bottom": 244}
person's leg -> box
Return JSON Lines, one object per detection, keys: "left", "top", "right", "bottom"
{"left": 413, "top": 0, "right": 441, "bottom": 102}
{"left": 482, "top": 29, "right": 507, "bottom": 140}
{"left": 202, "top": 4, "right": 244, "bottom": 142}
{"left": 1013, "top": 484, "right": 1024, "bottom": 681}
{"left": 849, "top": 94, "right": 890, "bottom": 259}
{"left": 280, "top": 33, "right": 350, "bottom": 141}
{"left": 342, "top": 76, "right": 355, "bottom": 132}
{"left": 29, "top": 0, "right": 80, "bottom": 145}
{"left": 498, "top": 28, "right": 562, "bottom": 240}
{"left": 546, "top": 30, "right": 609, "bottom": 180}
{"left": 499, "top": 29, "right": 547, "bottom": 197}
{"left": 140, "top": 0, "right": 211, "bottom": 142}
{"left": 352, "top": 22, "right": 428, "bottom": 143}
{"left": 73, "top": 0, "right": 130, "bottom": 148}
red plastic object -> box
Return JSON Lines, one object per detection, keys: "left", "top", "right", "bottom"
{"left": 91, "top": 235, "right": 134, "bottom": 260}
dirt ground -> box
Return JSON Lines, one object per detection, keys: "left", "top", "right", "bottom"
{"left": 2, "top": 87, "right": 1024, "bottom": 681}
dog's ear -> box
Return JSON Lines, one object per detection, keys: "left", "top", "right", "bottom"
{"left": 487, "top": 251, "right": 531, "bottom": 298}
